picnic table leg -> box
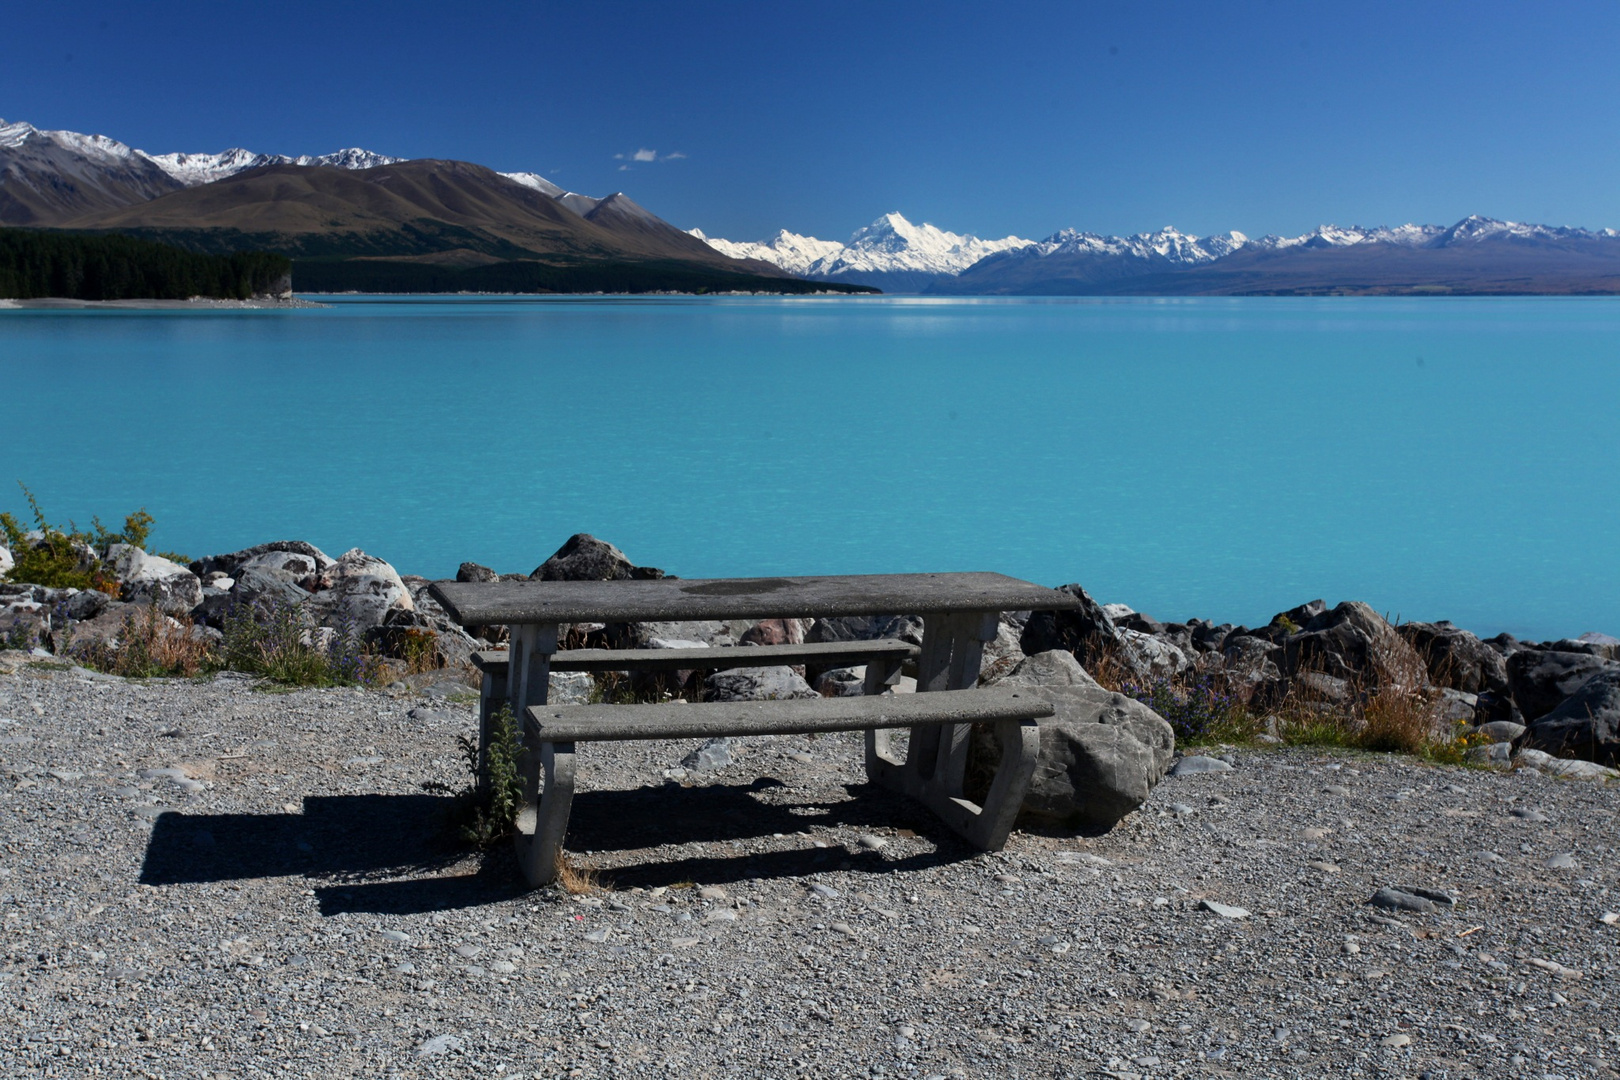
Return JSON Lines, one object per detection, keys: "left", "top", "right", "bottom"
{"left": 514, "top": 727, "right": 576, "bottom": 888}
{"left": 911, "top": 611, "right": 998, "bottom": 798}
{"left": 862, "top": 655, "right": 906, "bottom": 778}
{"left": 476, "top": 664, "right": 509, "bottom": 796}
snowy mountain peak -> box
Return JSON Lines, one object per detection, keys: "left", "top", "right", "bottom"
{"left": 501, "top": 171, "right": 567, "bottom": 198}
{"left": 0, "top": 118, "right": 139, "bottom": 161}
{"left": 692, "top": 212, "right": 1033, "bottom": 282}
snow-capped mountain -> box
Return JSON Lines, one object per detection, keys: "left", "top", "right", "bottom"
{"left": 939, "top": 215, "right": 1620, "bottom": 296}
{"left": 688, "top": 228, "right": 845, "bottom": 275}
{"left": 142, "top": 146, "right": 403, "bottom": 186}
{"left": 0, "top": 117, "right": 401, "bottom": 186}
{"left": 501, "top": 171, "right": 606, "bottom": 216}
{"left": 0, "top": 117, "right": 411, "bottom": 225}
{"left": 0, "top": 116, "right": 626, "bottom": 229}
{"left": 691, "top": 212, "right": 1033, "bottom": 290}
{"left": 1029, "top": 225, "right": 1248, "bottom": 263}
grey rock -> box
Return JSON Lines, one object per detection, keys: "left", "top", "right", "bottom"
{"left": 532, "top": 533, "right": 663, "bottom": 581}
{"left": 1284, "top": 601, "right": 1429, "bottom": 691}
{"left": 1509, "top": 806, "right": 1550, "bottom": 822}
{"left": 1545, "top": 852, "right": 1578, "bottom": 870}
{"left": 1516, "top": 668, "right": 1620, "bottom": 766}
{"left": 1398, "top": 621, "right": 1511, "bottom": 695}
{"left": 970, "top": 651, "right": 1174, "bottom": 830}
{"left": 1170, "top": 755, "right": 1232, "bottom": 776}
{"left": 455, "top": 561, "right": 497, "bottom": 583}
{"left": 1198, "top": 900, "right": 1250, "bottom": 919}
{"left": 814, "top": 667, "right": 868, "bottom": 697}
{"left": 1513, "top": 749, "right": 1619, "bottom": 780}
{"left": 1476, "top": 720, "right": 1526, "bottom": 742}
{"left": 1221, "top": 635, "right": 1283, "bottom": 704}
{"left": 320, "top": 548, "right": 414, "bottom": 629}
{"left": 1391, "top": 885, "right": 1456, "bottom": 905}
{"left": 191, "top": 541, "right": 332, "bottom": 583}
{"left": 103, "top": 545, "right": 203, "bottom": 615}
{"left": 1465, "top": 742, "right": 1514, "bottom": 769}
{"left": 1507, "top": 649, "right": 1618, "bottom": 722}
{"left": 1019, "top": 583, "right": 1144, "bottom": 679}
{"left": 809, "top": 883, "right": 840, "bottom": 899}
{"left": 681, "top": 737, "right": 734, "bottom": 772}
{"left": 806, "top": 613, "right": 924, "bottom": 648}
{"left": 703, "top": 665, "right": 816, "bottom": 702}
{"left": 417, "top": 1034, "right": 462, "bottom": 1057}
{"left": 1369, "top": 887, "right": 1436, "bottom": 913}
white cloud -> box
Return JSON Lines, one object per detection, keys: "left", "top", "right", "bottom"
{"left": 611, "top": 148, "right": 686, "bottom": 166}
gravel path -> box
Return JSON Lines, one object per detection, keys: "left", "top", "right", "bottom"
{"left": 1, "top": 657, "right": 1616, "bottom": 1079}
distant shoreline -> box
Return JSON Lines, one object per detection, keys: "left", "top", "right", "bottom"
{"left": 0, "top": 296, "right": 323, "bottom": 310}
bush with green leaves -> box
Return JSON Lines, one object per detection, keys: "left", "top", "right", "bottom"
{"left": 0, "top": 484, "right": 185, "bottom": 591}
{"left": 219, "top": 595, "right": 387, "bottom": 688}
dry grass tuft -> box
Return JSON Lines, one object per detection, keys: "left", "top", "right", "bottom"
{"left": 553, "top": 851, "right": 605, "bottom": 896}
{"left": 70, "top": 604, "right": 215, "bottom": 679}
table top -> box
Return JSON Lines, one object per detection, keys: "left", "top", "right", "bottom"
{"left": 428, "top": 572, "right": 1081, "bottom": 626}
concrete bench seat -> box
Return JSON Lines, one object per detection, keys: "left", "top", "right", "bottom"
{"left": 471, "top": 638, "right": 919, "bottom": 676}
{"left": 512, "top": 688, "right": 1053, "bottom": 886}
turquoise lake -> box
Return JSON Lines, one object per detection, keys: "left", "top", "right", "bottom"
{"left": 2, "top": 295, "right": 1617, "bottom": 640}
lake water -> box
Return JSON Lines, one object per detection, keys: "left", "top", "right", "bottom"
{"left": 2, "top": 295, "right": 1617, "bottom": 640}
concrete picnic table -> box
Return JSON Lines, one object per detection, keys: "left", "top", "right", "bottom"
{"left": 427, "top": 572, "right": 1083, "bottom": 882}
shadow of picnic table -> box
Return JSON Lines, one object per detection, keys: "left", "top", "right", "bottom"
{"left": 138, "top": 779, "right": 975, "bottom": 916}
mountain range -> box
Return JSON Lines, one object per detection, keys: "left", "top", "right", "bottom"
{"left": 6, "top": 116, "right": 1618, "bottom": 296}
{"left": 0, "top": 118, "right": 854, "bottom": 294}
{"left": 696, "top": 214, "right": 1620, "bottom": 296}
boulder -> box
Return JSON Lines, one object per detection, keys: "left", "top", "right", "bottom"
{"left": 1018, "top": 584, "right": 1129, "bottom": 674}
{"left": 1506, "top": 649, "right": 1619, "bottom": 722}
{"left": 0, "top": 602, "right": 46, "bottom": 651}
{"left": 1221, "top": 635, "right": 1282, "bottom": 705}
{"left": 975, "top": 613, "right": 1028, "bottom": 686}
{"left": 318, "top": 549, "right": 414, "bottom": 629}
{"left": 1512, "top": 747, "right": 1620, "bottom": 780}
{"left": 103, "top": 544, "right": 203, "bottom": 615}
{"left": 702, "top": 666, "right": 817, "bottom": 702}
{"left": 739, "top": 618, "right": 808, "bottom": 647}
{"left": 57, "top": 599, "right": 145, "bottom": 652}
{"left": 971, "top": 650, "right": 1175, "bottom": 830}
{"left": 807, "top": 613, "right": 924, "bottom": 647}
{"left": 0, "top": 543, "right": 11, "bottom": 579}
{"left": 1397, "top": 621, "right": 1510, "bottom": 695}
{"left": 532, "top": 533, "right": 663, "bottom": 581}
{"left": 1516, "top": 669, "right": 1620, "bottom": 766}
{"left": 1475, "top": 720, "right": 1526, "bottom": 742}
{"left": 1282, "top": 601, "right": 1427, "bottom": 689}
{"left": 456, "top": 561, "right": 497, "bottom": 583}
{"left": 814, "top": 667, "right": 868, "bottom": 697}
{"left": 1118, "top": 627, "right": 1191, "bottom": 681}
{"left": 191, "top": 541, "right": 333, "bottom": 583}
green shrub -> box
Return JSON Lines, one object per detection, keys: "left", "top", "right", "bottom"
{"left": 219, "top": 595, "right": 387, "bottom": 688}
{"left": 0, "top": 484, "right": 169, "bottom": 591}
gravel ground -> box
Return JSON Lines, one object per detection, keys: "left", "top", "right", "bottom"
{"left": 1, "top": 656, "right": 1616, "bottom": 1080}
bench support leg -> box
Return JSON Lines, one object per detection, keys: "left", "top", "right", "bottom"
{"left": 477, "top": 666, "right": 509, "bottom": 795}
{"left": 868, "top": 715, "right": 1038, "bottom": 851}
{"left": 862, "top": 657, "right": 905, "bottom": 774}
{"left": 514, "top": 727, "right": 576, "bottom": 888}
{"left": 871, "top": 610, "right": 1031, "bottom": 850}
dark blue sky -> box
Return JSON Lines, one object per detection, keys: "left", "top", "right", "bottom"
{"left": 5, "top": 1, "right": 1616, "bottom": 242}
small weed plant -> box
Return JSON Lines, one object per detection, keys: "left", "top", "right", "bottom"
{"left": 220, "top": 597, "right": 386, "bottom": 688}
{"left": 438, "top": 704, "right": 526, "bottom": 849}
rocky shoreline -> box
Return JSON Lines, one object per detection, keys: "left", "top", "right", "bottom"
{"left": 4, "top": 531, "right": 1617, "bottom": 799}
